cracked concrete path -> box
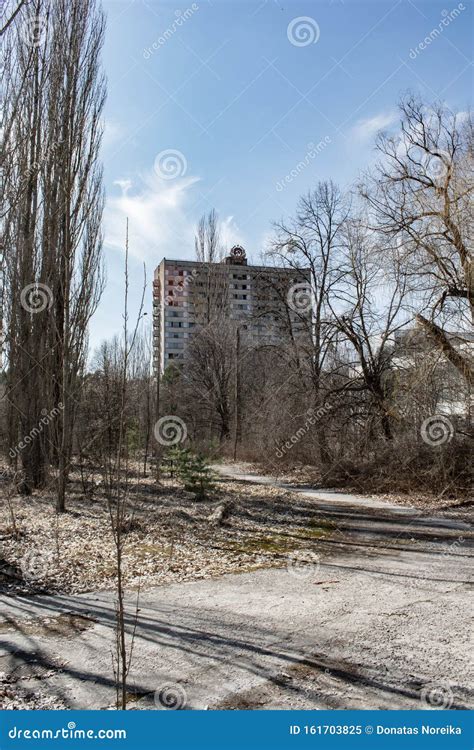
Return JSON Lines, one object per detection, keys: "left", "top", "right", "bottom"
{"left": 1, "top": 466, "right": 472, "bottom": 710}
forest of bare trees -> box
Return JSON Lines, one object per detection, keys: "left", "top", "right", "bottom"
{"left": 1, "top": 1, "right": 472, "bottom": 516}
{"left": 0, "top": 0, "right": 472, "bottom": 717}
{"left": 2, "top": 0, "right": 105, "bottom": 510}
{"left": 156, "top": 102, "right": 473, "bottom": 494}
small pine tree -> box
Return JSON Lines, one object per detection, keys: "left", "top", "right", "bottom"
{"left": 162, "top": 446, "right": 188, "bottom": 478}
{"left": 164, "top": 448, "right": 216, "bottom": 499}
{"left": 180, "top": 453, "right": 216, "bottom": 500}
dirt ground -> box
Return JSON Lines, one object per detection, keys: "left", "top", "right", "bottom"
{"left": 1, "top": 461, "right": 471, "bottom": 597}
{"left": 0, "top": 463, "right": 472, "bottom": 710}
{"left": 1, "top": 466, "right": 321, "bottom": 596}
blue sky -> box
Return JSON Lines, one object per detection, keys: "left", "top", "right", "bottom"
{"left": 92, "top": 0, "right": 473, "bottom": 352}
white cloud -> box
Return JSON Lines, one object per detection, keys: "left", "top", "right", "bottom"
{"left": 104, "top": 169, "right": 249, "bottom": 273}
{"left": 104, "top": 170, "right": 201, "bottom": 264}
{"left": 102, "top": 118, "right": 126, "bottom": 150}
{"left": 114, "top": 179, "right": 132, "bottom": 195}
{"left": 350, "top": 111, "right": 397, "bottom": 142}
{"left": 219, "top": 215, "right": 245, "bottom": 253}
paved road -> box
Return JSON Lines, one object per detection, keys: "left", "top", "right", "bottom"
{"left": 1, "top": 466, "right": 472, "bottom": 710}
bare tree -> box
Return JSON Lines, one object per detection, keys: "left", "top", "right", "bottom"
{"left": 185, "top": 320, "right": 236, "bottom": 442}
{"left": 194, "top": 208, "right": 222, "bottom": 264}
{"left": 0, "top": 0, "right": 28, "bottom": 35}
{"left": 329, "top": 221, "right": 409, "bottom": 441}
{"left": 269, "top": 181, "right": 350, "bottom": 463}
{"left": 193, "top": 209, "right": 228, "bottom": 325}
{"left": 105, "top": 221, "right": 145, "bottom": 709}
{"left": 2, "top": 0, "right": 106, "bottom": 504}
{"left": 360, "top": 95, "right": 473, "bottom": 387}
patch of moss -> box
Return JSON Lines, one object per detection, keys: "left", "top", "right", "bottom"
{"left": 308, "top": 517, "right": 337, "bottom": 530}
{"left": 295, "top": 525, "right": 330, "bottom": 540}
{"left": 227, "top": 531, "right": 321, "bottom": 556}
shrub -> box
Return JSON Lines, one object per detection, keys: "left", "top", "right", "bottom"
{"left": 165, "top": 448, "right": 216, "bottom": 499}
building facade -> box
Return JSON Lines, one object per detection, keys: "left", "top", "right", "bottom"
{"left": 153, "top": 246, "right": 311, "bottom": 374}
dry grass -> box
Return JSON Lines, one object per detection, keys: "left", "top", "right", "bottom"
{"left": 0, "top": 466, "right": 326, "bottom": 596}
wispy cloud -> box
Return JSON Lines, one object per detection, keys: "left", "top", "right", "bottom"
{"left": 102, "top": 118, "right": 127, "bottom": 150}
{"left": 350, "top": 111, "right": 397, "bottom": 142}
{"left": 104, "top": 170, "right": 201, "bottom": 264}
{"left": 219, "top": 215, "right": 245, "bottom": 252}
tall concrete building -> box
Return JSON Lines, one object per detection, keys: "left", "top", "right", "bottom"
{"left": 153, "top": 246, "right": 311, "bottom": 374}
